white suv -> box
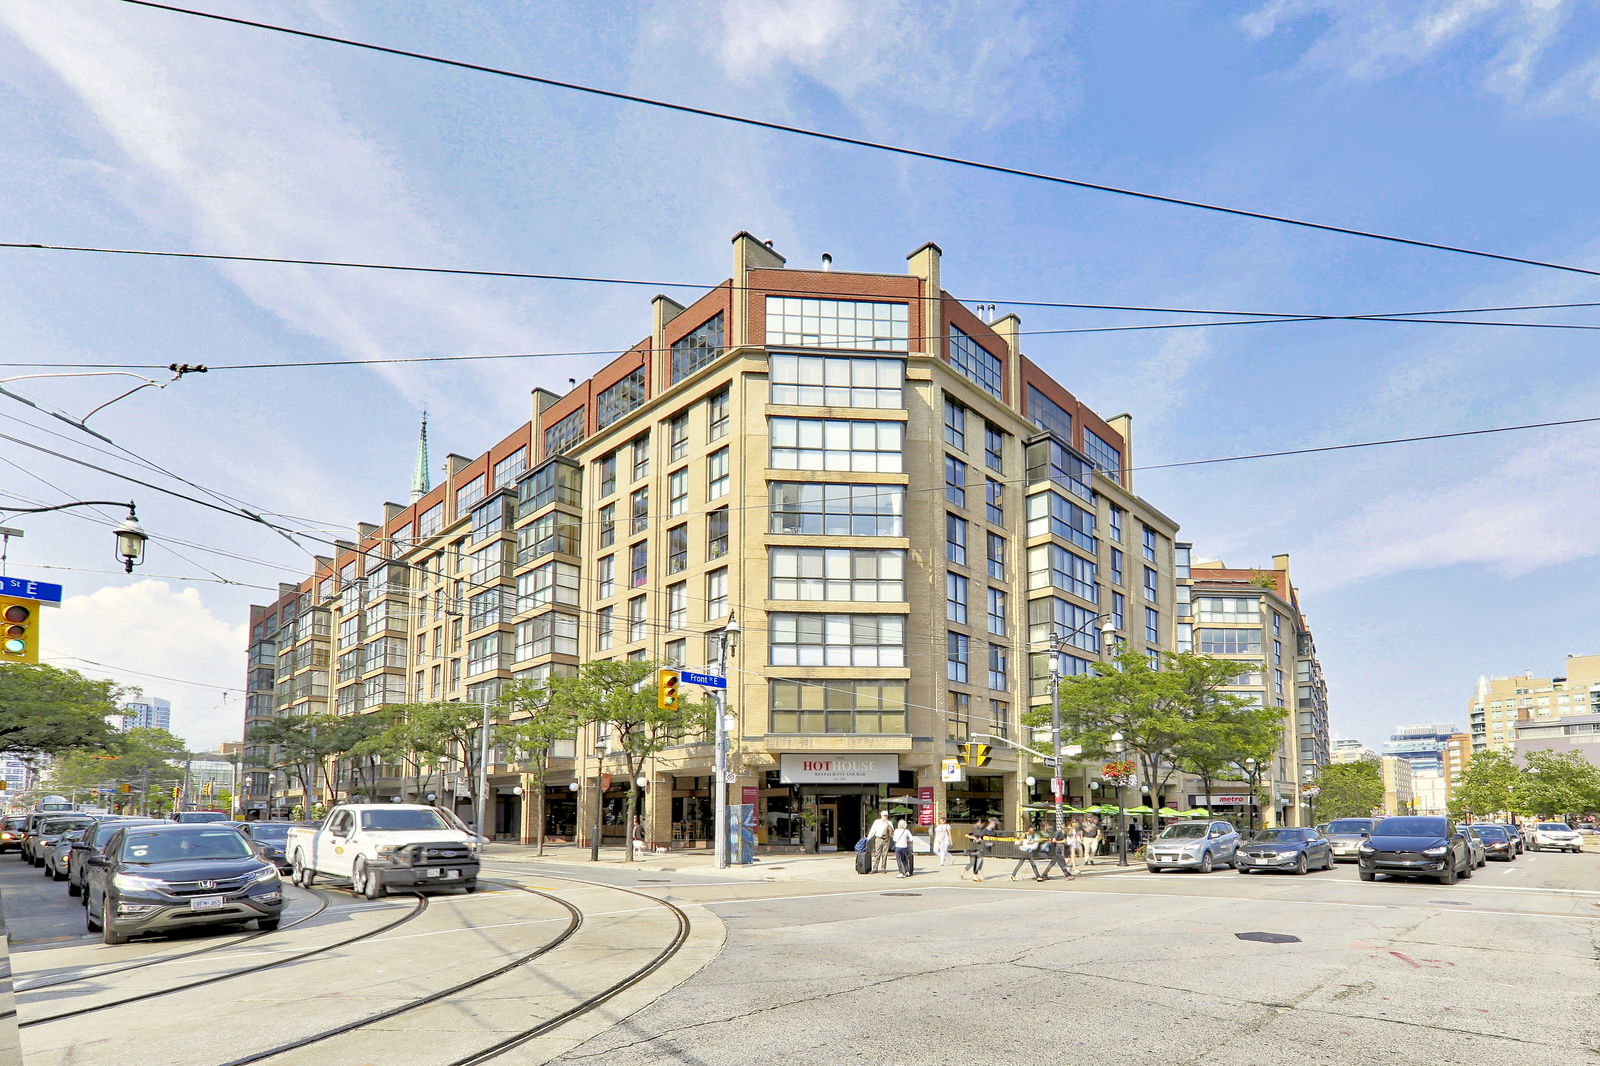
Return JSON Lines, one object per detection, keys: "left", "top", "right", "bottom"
{"left": 1529, "top": 822, "right": 1582, "bottom": 853}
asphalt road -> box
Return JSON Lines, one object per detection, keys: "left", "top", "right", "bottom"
{"left": 2, "top": 845, "right": 1596, "bottom": 1065}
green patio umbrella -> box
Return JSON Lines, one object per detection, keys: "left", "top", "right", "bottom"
{"left": 1157, "top": 807, "right": 1186, "bottom": 817}
{"left": 1124, "top": 805, "right": 1155, "bottom": 815}
{"left": 1181, "top": 807, "right": 1210, "bottom": 817}
{"left": 888, "top": 805, "right": 914, "bottom": 816}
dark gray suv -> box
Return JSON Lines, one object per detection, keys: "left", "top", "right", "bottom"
{"left": 83, "top": 823, "right": 284, "bottom": 945}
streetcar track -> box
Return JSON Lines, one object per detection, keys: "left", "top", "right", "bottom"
{"left": 19, "top": 892, "right": 431, "bottom": 1026}
{"left": 10, "top": 887, "right": 335, "bottom": 997}
{"left": 445, "top": 872, "right": 692, "bottom": 1066}
{"left": 214, "top": 880, "right": 584, "bottom": 1066}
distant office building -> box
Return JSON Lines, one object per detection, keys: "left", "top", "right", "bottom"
{"left": 119, "top": 697, "right": 172, "bottom": 732}
{"left": 1468, "top": 654, "right": 1600, "bottom": 754}
{"left": 1331, "top": 738, "right": 1376, "bottom": 764}
{"left": 1514, "top": 712, "right": 1600, "bottom": 770}
{"left": 1382, "top": 723, "right": 1459, "bottom": 775}
{"left": 1380, "top": 756, "right": 1414, "bottom": 816}
{"left": 1443, "top": 732, "right": 1473, "bottom": 802}
{"left": 1, "top": 752, "right": 41, "bottom": 798}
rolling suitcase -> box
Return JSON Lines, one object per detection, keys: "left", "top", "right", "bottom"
{"left": 855, "top": 841, "right": 872, "bottom": 875}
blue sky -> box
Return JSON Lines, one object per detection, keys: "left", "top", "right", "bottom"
{"left": 2, "top": 0, "right": 1598, "bottom": 751}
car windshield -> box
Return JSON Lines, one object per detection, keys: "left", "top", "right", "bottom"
{"left": 178, "top": 812, "right": 229, "bottom": 823}
{"left": 1538, "top": 823, "right": 1572, "bottom": 831}
{"left": 1472, "top": 826, "right": 1507, "bottom": 840}
{"left": 1375, "top": 817, "right": 1449, "bottom": 837}
{"left": 1159, "top": 823, "right": 1207, "bottom": 839}
{"left": 359, "top": 809, "right": 452, "bottom": 832}
{"left": 1251, "top": 829, "right": 1307, "bottom": 843}
{"left": 119, "top": 829, "right": 253, "bottom": 864}
{"left": 39, "top": 817, "right": 93, "bottom": 835}
{"left": 1326, "top": 820, "right": 1373, "bottom": 834}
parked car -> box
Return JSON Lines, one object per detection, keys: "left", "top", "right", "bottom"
{"left": 83, "top": 823, "right": 284, "bottom": 945}
{"left": 1358, "top": 816, "right": 1472, "bottom": 884}
{"left": 1145, "top": 820, "right": 1240, "bottom": 873}
{"left": 69, "top": 817, "right": 164, "bottom": 899}
{"left": 1455, "top": 825, "right": 1488, "bottom": 869}
{"left": 238, "top": 821, "right": 314, "bottom": 874}
{"left": 1470, "top": 824, "right": 1516, "bottom": 861}
{"left": 0, "top": 815, "right": 25, "bottom": 854}
{"left": 1528, "top": 822, "right": 1582, "bottom": 853}
{"left": 1322, "top": 817, "right": 1378, "bottom": 863}
{"left": 1497, "top": 824, "right": 1525, "bottom": 853}
{"left": 287, "top": 804, "right": 481, "bottom": 898}
{"left": 25, "top": 814, "right": 98, "bottom": 867}
{"left": 1235, "top": 827, "right": 1333, "bottom": 874}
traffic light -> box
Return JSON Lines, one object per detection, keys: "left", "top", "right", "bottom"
{"left": 656, "top": 669, "right": 680, "bottom": 711}
{"left": 204, "top": 782, "right": 214, "bottom": 799}
{"left": 0, "top": 596, "right": 38, "bottom": 664}
{"left": 171, "top": 786, "right": 181, "bottom": 802}
{"left": 958, "top": 743, "right": 992, "bottom": 768}
{"left": 119, "top": 783, "right": 132, "bottom": 794}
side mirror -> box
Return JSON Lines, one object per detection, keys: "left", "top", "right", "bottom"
{"left": 87, "top": 855, "right": 110, "bottom": 868}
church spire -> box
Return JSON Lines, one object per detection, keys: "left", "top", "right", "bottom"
{"left": 410, "top": 411, "right": 431, "bottom": 503}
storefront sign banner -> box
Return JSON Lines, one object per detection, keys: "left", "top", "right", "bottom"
{"left": 917, "top": 786, "right": 935, "bottom": 826}
{"left": 1195, "top": 794, "right": 1254, "bottom": 806}
{"left": 741, "top": 786, "right": 760, "bottom": 808}
{"left": 940, "top": 758, "right": 963, "bottom": 783}
{"left": 779, "top": 753, "right": 899, "bottom": 784}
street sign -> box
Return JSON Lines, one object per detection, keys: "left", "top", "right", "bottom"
{"left": 0, "top": 577, "right": 62, "bottom": 605}
{"left": 680, "top": 670, "right": 726, "bottom": 689}
{"left": 941, "top": 758, "right": 963, "bottom": 783}
{"left": 723, "top": 770, "right": 737, "bottom": 784}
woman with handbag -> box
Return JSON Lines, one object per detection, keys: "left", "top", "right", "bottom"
{"left": 892, "top": 818, "right": 915, "bottom": 877}
{"left": 1009, "top": 824, "right": 1045, "bottom": 881}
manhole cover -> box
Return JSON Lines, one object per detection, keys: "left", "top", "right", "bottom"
{"left": 1235, "top": 931, "right": 1300, "bottom": 944}
{"left": 881, "top": 892, "right": 922, "bottom": 897}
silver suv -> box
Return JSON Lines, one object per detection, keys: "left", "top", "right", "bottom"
{"left": 1146, "top": 820, "right": 1240, "bottom": 873}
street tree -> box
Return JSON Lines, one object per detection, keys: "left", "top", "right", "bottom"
{"left": 353, "top": 705, "right": 440, "bottom": 803}
{"left": 1024, "top": 649, "right": 1267, "bottom": 839}
{"left": 494, "top": 680, "right": 579, "bottom": 855}
{"left": 45, "top": 727, "right": 189, "bottom": 799}
{"left": 1514, "top": 749, "right": 1600, "bottom": 819}
{"left": 548, "top": 660, "right": 713, "bottom": 860}
{"left": 247, "top": 713, "right": 375, "bottom": 817}
{"left": 370, "top": 702, "right": 495, "bottom": 827}
{"left": 1308, "top": 760, "right": 1385, "bottom": 820}
{"left": 1448, "top": 749, "right": 1521, "bottom": 821}
{"left": 0, "top": 663, "right": 132, "bottom": 761}
{"left": 1172, "top": 703, "right": 1284, "bottom": 813}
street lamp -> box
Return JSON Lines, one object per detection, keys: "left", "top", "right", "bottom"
{"left": 0, "top": 500, "right": 147, "bottom": 572}
{"left": 1243, "top": 758, "right": 1260, "bottom": 833}
{"left": 590, "top": 743, "right": 606, "bottom": 863}
{"left": 713, "top": 612, "right": 740, "bottom": 870}
{"left": 1046, "top": 615, "right": 1115, "bottom": 839}
{"left": 1110, "top": 731, "right": 1131, "bottom": 866}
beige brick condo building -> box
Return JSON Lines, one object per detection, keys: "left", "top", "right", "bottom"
{"left": 246, "top": 234, "right": 1292, "bottom": 851}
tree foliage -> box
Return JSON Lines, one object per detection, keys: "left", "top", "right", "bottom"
{"left": 494, "top": 680, "right": 578, "bottom": 854}
{"left": 247, "top": 713, "right": 378, "bottom": 815}
{"left": 1448, "top": 750, "right": 1521, "bottom": 821}
{"left": 1024, "top": 649, "right": 1276, "bottom": 834}
{"left": 547, "top": 660, "right": 713, "bottom": 859}
{"left": 1309, "top": 760, "right": 1385, "bottom": 820}
{"left": 45, "top": 727, "right": 189, "bottom": 790}
{"left": 0, "top": 663, "right": 133, "bottom": 760}
{"left": 1514, "top": 749, "right": 1600, "bottom": 819}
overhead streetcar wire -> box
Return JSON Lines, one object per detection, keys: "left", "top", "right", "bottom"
{"left": 117, "top": 0, "right": 1600, "bottom": 281}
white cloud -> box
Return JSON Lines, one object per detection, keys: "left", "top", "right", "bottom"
{"left": 46, "top": 581, "right": 246, "bottom": 752}
{"left": 1240, "top": 0, "right": 1600, "bottom": 112}
{"left": 713, "top": 0, "right": 1069, "bottom": 131}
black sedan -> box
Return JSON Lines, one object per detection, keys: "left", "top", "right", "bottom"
{"left": 1235, "top": 827, "right": 1334, "bottom": 874}
{"left": 68, "top": 817, "right": 164, "bottom": 899}
{"left": 237, "top": 821, "right": 314, "bottom": 873}
{"left": 83, "top": 823, "right": 284, "bottom": 945}
{"left": 1470, "top": 823, "right": 1517, "bottom": 861}
{"left": 1357, "top": 816, "right": 1473, "bottom": 884}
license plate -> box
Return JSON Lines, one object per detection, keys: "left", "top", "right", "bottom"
{"left": 190, "top": 895, "right": 225, "bottom": 911}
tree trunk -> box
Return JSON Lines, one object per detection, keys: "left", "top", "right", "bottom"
{"left": 535, "top": 772, "right": 546, "bottom": 856}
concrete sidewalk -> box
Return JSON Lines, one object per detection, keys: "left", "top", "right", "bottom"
{"left": 482, "top": 842, "right": 1147, "bottom": 885}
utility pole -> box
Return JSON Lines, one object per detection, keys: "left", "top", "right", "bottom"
{"left": 713, "top": 613, "right": 740, "bottom": 870}
{"left": 181, "top": 758, "right": 192, "bottom": 813}
{"left": 477, "top": 693, "right": 491, "bottom": 841}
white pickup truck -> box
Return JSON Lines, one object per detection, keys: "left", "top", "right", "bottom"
{"left": 285, "top": 804, "right": 481, "bottom": 899}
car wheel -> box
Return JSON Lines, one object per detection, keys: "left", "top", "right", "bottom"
{"left": 1199, "top": 851, "right": 1214, "bottom": 874}
{"left": 1438, "top": 858, "right": 1458, "bottom": 886}
{"left": 1237, "top": 864, "right": 1251, "bottom": 874}
{"left": 1146, "top": 864, "right": 1160, "bottom": 873}
{"left": 101, "top": 900, "right": 128, "bottom": 945}
{"left": 353, "top": 857, "right": 385, "bottom": 900}
{"left": 1460, "top": 859, "right": 1474, "bottom": 879}
{"left": 1529, "top": 844, "right": 1539, "bottom": 852}
{"left": 462, "top": 881, "right": 477, "bottom": 894}
{"left": 1294, "top": 854, "right": 1308, "bottom": 876}
{"left": 1359, "top": 869, "right": 1376, "bottom": 882}
{"left": 85, "top": 895, "right": 101, "bottom": 931}
{"left": 1477, "top": 852, "right": 1487, "bottom": 868}
{"left": 1323, "top": 851, "right": 1335, "bottom": 871}
{"left": 68, "top": 880, "right": 80, "bottom": 897}
{"left": 256, "top": 918, "right": 280, "bottom": 932}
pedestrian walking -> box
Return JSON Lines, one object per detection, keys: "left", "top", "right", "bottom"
{"left": 1009, "top": 825, "right": 1045, "bottom": 881}
{"left": 1039, "top": 823, "right": 1074, "bottom": 881}
{"left": 933, "top": 817, "right": 953, "bottom": 867}
{"left": 892, "top": 818, "right": 915, "bottom": 877}
{"left": 962, "top": 816, "right": 998, "bottom": 882}
{"left": 630, "top": 815, "right": 646, "bottom": 860}
{"left": 867, "top": 810, "right": 893, "bottom": 873}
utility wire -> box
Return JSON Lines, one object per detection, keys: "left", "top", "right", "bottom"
{"left": 120, "top": 0, "right": 1600, "bottom": 281}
